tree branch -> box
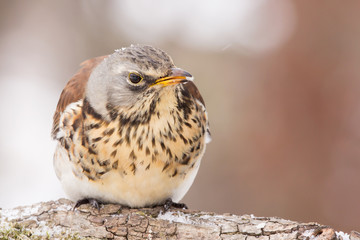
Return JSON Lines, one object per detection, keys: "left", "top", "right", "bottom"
{"left": 0, "top": 199, "right": 358, "bottom": 239}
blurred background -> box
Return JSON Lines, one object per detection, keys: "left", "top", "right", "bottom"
{"left": 0, "top": 0, "right": 359, "bottom": 232}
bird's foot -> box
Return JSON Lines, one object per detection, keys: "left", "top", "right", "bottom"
{"left": 73, "top": 198, "right": 101, "bottom": 210}
{"left": 163, "top": 198, "right": 188, "bottom": 211}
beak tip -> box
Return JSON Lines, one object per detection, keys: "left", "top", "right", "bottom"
{"left": 153, "top": 68, "right": 194, "bottom": 86}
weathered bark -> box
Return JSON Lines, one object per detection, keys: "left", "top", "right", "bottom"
{"left": 0, "top": 199, "right": 358, "bottom": 239}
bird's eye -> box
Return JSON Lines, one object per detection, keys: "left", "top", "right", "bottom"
{"left": 128, "top": 72, "right": 143, "bottom": 84}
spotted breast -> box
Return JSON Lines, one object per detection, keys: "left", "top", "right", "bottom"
{"left": 52, "top": 45, "right": 211, "bottom": 208}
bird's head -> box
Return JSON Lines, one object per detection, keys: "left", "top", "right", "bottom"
{"left": 86, "top": 44, "right": 194, "bottom": 119}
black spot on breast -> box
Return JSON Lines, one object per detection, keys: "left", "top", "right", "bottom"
{"left": 113, "top": 138, "right": 124, "bottom": 147}
{"left": 92, "top": 137, "right": 102, "bottom": 142}
{"left": 88, "top": 147, "right": 97, "bottom": 155}
{"left": 192, "top": 135, "right": 200, "bottom": 143}
{"left": 161, "top": 131, "right": 168, "bottom": 140}
{"left": 146, "top": 127, "right": 150, "bottom": 140}
{"left": 179, "top": 134, "right": 188, "bottom": 145}
{"left": 167, "top": 122, "right": 173, "bottom": 132}
{"left": 137, "top": 138, "right": 143, "bottom": 151}
{"left": 86, "top": 175, "right": 96, "bottom": 181}
{"left": 152, "top": 137, "right": 156, "bottom": 147}
{"left": 111, "top": 150, "right": 117, "bottom": 158}
{"left": 177, "top": 114, "right": 183, "bottom": 124}
{"left": 59, "top": 136, "right": 64, "bottom": 145}
{"left": 196, "top": 142, "right": 201, "bottom": 150}
{"left": 110, "top": 111, "right": 118, "bottom": 121}
{"left": 162, "top": 162, "right": 170, "bottom": 172}
{"left": 69, "top": 132, "right": 74, "bottom": 141}
{"left": 125, "top": 128, "right": 131, "bottom": 146}
{"left": 112, "top": 160, "right": 118, "bottom": 169}
{"left": 118, "top": 127, "right": 123, "bottom": 137}
{"left": 81, "top": 135, "right": 89, "bottom": 147}
{"left": 178, "top": 125, "right": 184, "bottom": 133}
{"left": 81, "top": 164, "right": 91, "bottom": 173}
{"left": 88, "top": 123, "right": 100, "bottom": 129}
{"left": 63, "top": 140, "right": 70, "bottom": 151}
{"left": 119, "top": 113, "right": 130, "bottom": 126}
{"left": 62, "top": 117, "right": 68, "bottom": 126}
{"left": 72, "top": 118, "right": 81, "bottom": 131}
{"left": 184, "top": 122, "right": 192, "bottom": 128}
{"left": 129, "top": 150, "right": 137, "bottom": 161}
{"left": 145, "top": 163, "right": 150, "bottom": 170}
{"left": 194, "top": 116, "right": 201, "bottom": 127}
{"left": 132, "top": 125, "right": 139, "bottom": 139}
{"left": 144, "top": 147, "right": 150, "bottom": 156}
{"left": 160, "top": 142, "right": 166, "bottom": 151}
{"left": 166, "top": 148, "right": 173, "bottom": 159}
{"left": 96, "top": 171, "right": 106, "bottom": 177}
{"left": 172, "top": 169, "right": 178, "bottom": 177}
{"left": 130, "top": 163, "right": 136, "bottom": 175}
{"left": 97, "top": 159, "right": 110, "bottom": 167}
{"left": 103, "top": 128, "right": 115, "bottom": 136}
{"left": 181, "top": 153, "right": 191, "bottom": 165}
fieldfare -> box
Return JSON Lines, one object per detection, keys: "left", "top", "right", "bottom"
{"left": 52, "top": 44, "right": 211, "bottom": 208}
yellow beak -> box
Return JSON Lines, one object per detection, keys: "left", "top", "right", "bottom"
{"left": 153, "top": 68, "right": 193, "bottom": 86}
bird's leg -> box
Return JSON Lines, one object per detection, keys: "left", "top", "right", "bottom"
{"left": 163, "top": 198, "right": 188, "bottom": 211}
{"left": 73, "top": 198, "right": 101, "bottom": 210}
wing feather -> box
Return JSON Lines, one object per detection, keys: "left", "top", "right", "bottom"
{"left": 183, "top": 81, "right": 205, "bottom": 107}
{"left": 51, "top": 56, "right": 107, "bottom": 139}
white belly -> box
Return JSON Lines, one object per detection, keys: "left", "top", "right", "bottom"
{"left": 54, "top": 143, "right": 204, "bottom": 207}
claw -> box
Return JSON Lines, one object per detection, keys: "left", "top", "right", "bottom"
{"left": 163, "top": 198, "right": 188, "bottom": 211}
{"left": 73, "top": 198, "right": 101, "bottom": 210}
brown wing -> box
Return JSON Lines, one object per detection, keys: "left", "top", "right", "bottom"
{"left": 51, "top": 55, "right": 108, "bottom": 139}
{"left": 184, "top": 81, "right": 205, "bottom": 107}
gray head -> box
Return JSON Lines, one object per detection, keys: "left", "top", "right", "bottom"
{"left": 86, "top": 44, "right": 193, "bottom": 119}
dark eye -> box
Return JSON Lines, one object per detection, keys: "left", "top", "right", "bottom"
{"left": 128, "top": 72, "right": 143, "bottom": 84}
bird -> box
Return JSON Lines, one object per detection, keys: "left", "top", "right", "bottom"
{"left": 52, "top": 44, "right": 211, "bottom": 209}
